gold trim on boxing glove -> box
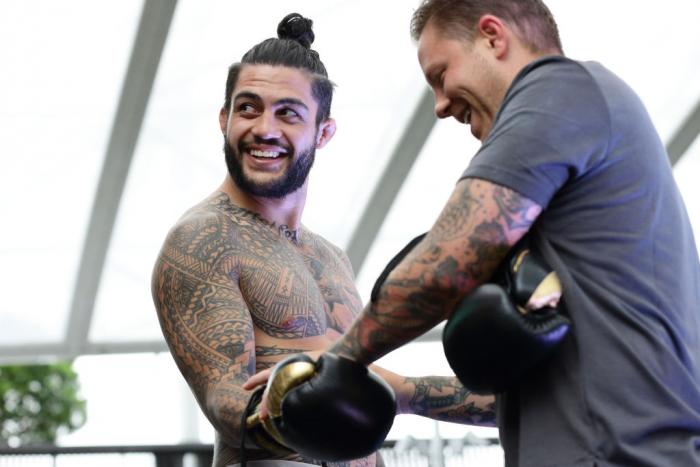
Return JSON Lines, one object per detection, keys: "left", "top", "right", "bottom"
{"left": 244, "top": 388, "right": 294, "bottom": 454}
{"left": 260, "top": 410, "right": 288, "bottom": 447}
{"left": 511, "top": 249, "right": 529, "bottom": 272}
{"left": 254, "top": 360, "right": 316, "bottom": 448}
{"left": 245, "top": 410, "right": 263, "bottom": 430}
{"left": 266, "top": 361, "right": 316, "bottom": 418}
{"left": 246, "top": 411, "right": 295, "bottom": 456}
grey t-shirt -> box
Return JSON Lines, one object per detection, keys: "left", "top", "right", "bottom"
{"left": 462, "top": 56, "right": 700, "bottom": 467}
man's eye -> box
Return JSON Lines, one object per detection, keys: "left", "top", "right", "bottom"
{"left": 238, "top": 103, "right": 257, "bottom": 113}
{"left": 278, "top": 108, "right": 300, "bottom": 118}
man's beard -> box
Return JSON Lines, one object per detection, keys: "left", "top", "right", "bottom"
{"left": 224, "top": 136, "right": 316, "bottom": 199}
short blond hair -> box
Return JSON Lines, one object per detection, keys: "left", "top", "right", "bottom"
{"left": 410, "top": 0, "right": 563, "bottom": 54}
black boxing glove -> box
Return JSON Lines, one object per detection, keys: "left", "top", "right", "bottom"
{"left": 247, "top": 353, "right": 396, "bottom": 461}
{"left": 443, "top": 241, "right": 571, "bottom": 394}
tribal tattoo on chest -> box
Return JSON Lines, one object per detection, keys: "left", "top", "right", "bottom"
{"left": 152, "top": 192, "right": 370, "bottom": 464}
{"left": 153, "top": 192, "right": 361, "bottom": 379}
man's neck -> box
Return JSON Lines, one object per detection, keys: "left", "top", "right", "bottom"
{"left": 277, "top": 224, "right": 302, "bottom": 244}
{"left": 218, "top": 176, "right": 307, "bottom": 234}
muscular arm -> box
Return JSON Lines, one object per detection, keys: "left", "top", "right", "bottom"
{"left": 331, "top": 178, "right": 542, "bottom": 364}
{"left": 370, "top": 366, "right": 495, "bottom": 427}
{"left": 401, "top": 376, "right": 495, "bottom": 426}
{"left": 151, "top": 213, "right": 255, "bottom": 447}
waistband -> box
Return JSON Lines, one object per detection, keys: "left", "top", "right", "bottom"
{"left": 228, "top": 461, "right": 318, "bottom": 467}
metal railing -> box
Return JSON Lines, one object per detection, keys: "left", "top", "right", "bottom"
{"left": 0, "top": 437, "right": 503, "bottom": 467}
{"left": 0, "top": 443, "right": 212, "bottom": 467}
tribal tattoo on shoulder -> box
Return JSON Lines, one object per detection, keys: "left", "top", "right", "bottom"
{"left": 332, "top": 179, "right": 541, "bottom": 363}
{"left": 151, "top": 196, "right": 256, "bottom": 443}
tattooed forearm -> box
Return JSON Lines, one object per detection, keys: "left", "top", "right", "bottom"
{"left": 207, "top": 376, "right": 256, "bottom": 442}
{"left": 332, "top": 179, "right": 542, "bottom": 364}
{"left": 155, "top": 257, "right": 257, "bottom": 445}
{"left": 326, "top": 454, "right": 376, "bottom": 467}
{"left": 405, "top": 376, "right": 496, "bottom": 426}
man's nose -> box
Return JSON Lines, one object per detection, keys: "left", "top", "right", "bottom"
{"left": 433, "top": 91, "right": 451, "bottom": 119}
{"left": 252, "top": 112, "right": 282, "bottom": 139}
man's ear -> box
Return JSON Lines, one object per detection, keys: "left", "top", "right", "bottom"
{"left": 219, "top": 106, "right": 229, "bottom": 135}
{"left": 477, "top": 14, "right": 509, "bottom": 59}
{"left": 315, "top": 118, "right": 337, "bottom": 149}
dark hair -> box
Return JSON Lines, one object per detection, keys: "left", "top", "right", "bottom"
{"left": 223, "top": 13, "right": 334, "bottom": 125}
{"left": 410, "top": 0, "right": 562, "bottom": 54}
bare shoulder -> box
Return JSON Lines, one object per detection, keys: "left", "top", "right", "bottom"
{"left": 153, "top": 191, "right": 271, "bottom": 282}
{"left": 154, "top": 193, "right": 238, "bottom": 277}
{"left": 151, "top": 193, "right": 257, "bottom": 389}
{"left": 301, "top": 228, "right": 355, "bottom": 278}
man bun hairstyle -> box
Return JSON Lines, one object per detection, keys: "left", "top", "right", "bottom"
{"left": 277, "top": 13, "right": 315, "bottom": 49}
{"left": 223, "top": 13, "right": 334, "bottom": 124}
{"left": 410, "top": 0, "right": 562, "bottom": 54}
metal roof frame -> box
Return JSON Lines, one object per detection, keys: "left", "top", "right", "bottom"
{"left": 0, "top": 0, "right": 178, "bottom": 364}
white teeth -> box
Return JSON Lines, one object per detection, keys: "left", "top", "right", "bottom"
{"left": 250, "top": 149, "right": 280, "bottom": 158}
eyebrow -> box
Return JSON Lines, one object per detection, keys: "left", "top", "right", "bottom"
{"left": 233, "top": 91, "right": 309, "bottom": 111}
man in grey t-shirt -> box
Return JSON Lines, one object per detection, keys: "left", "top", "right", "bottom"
{"left": 328, "top": 1, "right": 700, "bottom": 466}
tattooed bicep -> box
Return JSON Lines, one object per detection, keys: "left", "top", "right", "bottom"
{"left": 152, "top": 215, "right": 256, "bottom": 391}
{"left": 430, "top": 177, "right": 541, "bottom": 246}
{"left": 413, "top": 178, "right": 543, "bottom": 287}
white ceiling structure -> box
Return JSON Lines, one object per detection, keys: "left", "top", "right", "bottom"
{"left": 2, "top": 0, "right": 700, "bottom": 365}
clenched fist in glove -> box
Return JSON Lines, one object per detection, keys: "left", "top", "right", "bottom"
{"left": 244, "top": 352, "right": 396, "bottom": 461}
{"left": 443, "top": 240, "right": 571, "bottom": 394}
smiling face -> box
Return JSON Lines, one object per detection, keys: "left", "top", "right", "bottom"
{"left": 220, "top": 64, "right": 335, "bottom": 198}
{"left": 417, "top": 20, "right": 509, "bottom": 142}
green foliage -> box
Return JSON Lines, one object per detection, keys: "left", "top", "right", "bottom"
{"left": 0, "top": 362, "right": 86, "bottom": 447}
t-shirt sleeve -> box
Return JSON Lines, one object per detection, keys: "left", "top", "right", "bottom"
{"left": 462, "top": 58, "right": 611, "bottom": 208}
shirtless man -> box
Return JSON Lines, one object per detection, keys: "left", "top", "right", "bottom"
{"left": 151, "top": 13, "right": 495, "bottom": 467}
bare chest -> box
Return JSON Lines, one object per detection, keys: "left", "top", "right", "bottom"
{"left": 236, "top": 239, "right": 361, "bottom": 339}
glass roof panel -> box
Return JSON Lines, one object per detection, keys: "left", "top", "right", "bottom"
{"left": 91, "top": 0, "right": 424, "bottom": 341}
{"left": 356, "top": 118, "right": 481, "bottom": 300}
{"left": 0, "top": 0, "right": 143, "bottom": 345}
